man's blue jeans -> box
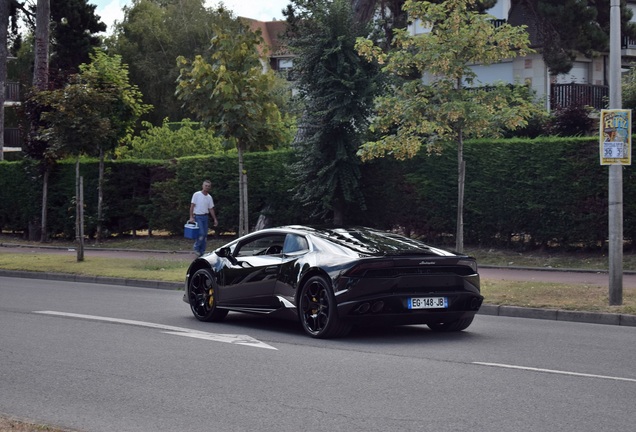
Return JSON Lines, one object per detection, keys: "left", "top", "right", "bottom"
{"left": 193, "top": 214, "right": 209, "bottom": 256}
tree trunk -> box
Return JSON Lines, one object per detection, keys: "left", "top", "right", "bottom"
{"left": 96, "top": 146, "right": 104, "bottom": 242}
{"left": 351, "top": 0, "right": 378, "bottom": 24}
{"left": 238, "top": 143, "right": 249, "bottom": 236}
{"left": 456, "top": 128, "right": 465, "bottom": 253}
{"left": 34, "top": 0, "right": 50, "bottom": 242}
{"left": 33, "top": 0, "right": 50, "bottom": 91}
{"left": 76, "top": 158, "right": 84, "bottom": 261}
{"left": 39, "top": 166, "right": 49, "bottom": 242}
{"left": 0, "top": 0, "right": 9, "bottom": 161}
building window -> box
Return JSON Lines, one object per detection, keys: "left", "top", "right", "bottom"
{"left": 278, "top": 58, "right": 293, "bottom": 71}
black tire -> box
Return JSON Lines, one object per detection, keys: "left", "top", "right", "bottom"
{"left": 298, "top": 276, "right": 351, "bottom": 338}
{"left": 427, "top": 316, "right": 474, "bottom": 332}
{"left": 188, "top": 268, "right": 228, "bottom": 322}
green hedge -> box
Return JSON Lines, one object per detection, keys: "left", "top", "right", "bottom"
{"left": 0, "top": 137, "right": 633, "bottom": 250}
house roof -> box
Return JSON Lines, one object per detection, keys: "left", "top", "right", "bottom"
{"left": 241, "top": 18, "right": 291, "bottom": 58}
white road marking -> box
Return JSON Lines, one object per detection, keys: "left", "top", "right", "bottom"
{"left": 33, "top": 311, "right": 277, "bottom": 350}
{"left": 473, "top": 362, "right": 636, "bottom": 383}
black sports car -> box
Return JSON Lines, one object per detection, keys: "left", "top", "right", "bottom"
{"left": 183, "top": 226, "right": 483, "bottom": 338}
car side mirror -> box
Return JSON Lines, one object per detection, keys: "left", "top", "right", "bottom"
{"left": 216, "top": 247, "right": 238, "bottom": 265}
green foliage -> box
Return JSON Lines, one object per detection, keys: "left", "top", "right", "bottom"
{"left": 622, "top": 67, "right": 636, "bottom": 112}
{"left": 537, "top": 0, "right": 636, "bottom": 75}
{"left": 285, "top": 0, "right": 380, "bottom": 223}
{"left": 32, "top": 50, "right": 151, "bottom": 158}
{"left": 356, "top": 0, "right": 536, "bottom": 160}
{"left": 4, "top": 137, "right": 636, "bottom": 251}
{"left": 116, "top": 119, "right": 227, "bottom": 159}
{"left": 175, "top": 11, "right": 289, "bottom": 151}
{"left": 49, "top": 0, "right": 106, "bottom": 86}
{"left": 110, "top": 0, "right": 248, "bottom": 126}
{"left": 549, "top": 100, "right": 596, "bottom": 137}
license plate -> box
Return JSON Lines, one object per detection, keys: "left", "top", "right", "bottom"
{"left": 408, "top": 297, "right": 448, "bottom": 309}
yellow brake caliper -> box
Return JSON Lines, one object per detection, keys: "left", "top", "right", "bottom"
{"left": 208, "top": 288, "right": 214, "bottom": 307}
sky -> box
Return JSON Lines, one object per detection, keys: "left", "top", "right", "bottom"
{"left": 90, "top": 0, "right": 290, "bottom": 33}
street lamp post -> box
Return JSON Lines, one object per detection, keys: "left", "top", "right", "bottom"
{"left": 608, "top": 0, "right": 623, "bottom": 305}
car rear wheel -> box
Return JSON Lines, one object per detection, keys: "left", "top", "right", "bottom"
{"left": 427, "top": 316, "right": 474, "bottom": 332}
{"left": 188, "top": 268, "right": 228, "bottom": 322}
{"left": 299, "top": 276, "right": 351, "bottom": 338}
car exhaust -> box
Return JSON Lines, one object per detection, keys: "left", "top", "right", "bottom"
{"left": 355, "top": 302, "right": 371, "bottom": 314}
{"left": 371, "top": 301, "right": 384, "bottom": 313}
{"left": 470, "top": 297, "right": 483, "bottom": 310}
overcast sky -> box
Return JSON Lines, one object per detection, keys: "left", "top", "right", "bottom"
{"left": 90, "top": 0, "right": 290, "bottom": 33}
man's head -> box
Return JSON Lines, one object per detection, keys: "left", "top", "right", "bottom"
{"left": 202, "top": 180, "right": 212, "bottom": 193}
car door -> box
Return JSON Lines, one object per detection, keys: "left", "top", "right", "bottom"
{"left": 275, "top": 233, "right": 312, "bottom": 302}
{"left": 217, "top": 233, "right": 286, "bottom": 308}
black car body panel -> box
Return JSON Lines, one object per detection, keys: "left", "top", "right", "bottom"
{"left": 184, "top": 226, "right": 483, "bottom": 337}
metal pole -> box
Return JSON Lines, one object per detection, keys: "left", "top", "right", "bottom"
{"left": 609, "top": 0, "right": 623, "bottom": 305}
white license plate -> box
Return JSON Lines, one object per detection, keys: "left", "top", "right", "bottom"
{"left": 408, "top": 297, "right": 448, "bottom": 309}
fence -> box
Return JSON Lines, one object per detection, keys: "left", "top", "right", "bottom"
{"left": 551, "top": 83, "right": 608, "bottom": 110}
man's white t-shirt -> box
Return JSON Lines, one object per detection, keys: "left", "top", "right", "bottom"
{"left": 191, "top": 191, "right": 214, "bottom": 215}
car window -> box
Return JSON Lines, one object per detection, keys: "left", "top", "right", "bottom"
{"left": 283, "top": 234, "right": 309, "bottom": 254}
{"left": 235, "top": 234, "right": 286, "bottom": 257}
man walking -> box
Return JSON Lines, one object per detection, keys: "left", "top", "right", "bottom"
{"left": 188, "top": 180, "right": 219, "bottom": 256}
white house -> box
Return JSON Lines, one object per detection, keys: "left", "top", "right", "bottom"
{"left": 410, "top": 0, "right": 636, "bottom": 111}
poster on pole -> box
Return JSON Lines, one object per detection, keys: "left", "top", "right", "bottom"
{"left": 600, "top": 109, "right": 632, "bottom": 165}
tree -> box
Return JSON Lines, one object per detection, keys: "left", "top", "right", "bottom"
{"left": 525, "top": 0, "right": 636, "bottom": 75}
{"left": 48, "top": 0, "right": 106, "bottom": 87}
{"left": 356, "top": 0, "right": 536, "bottom": 252}
{"left": 111, "top": 0, "right": 230, "bottom": 126}
{"left": 33, "top": 51, "right": 150, "bottom": 244}
{"left": 285, "top": 0, "right": 380, "bottom": 225}
{"left": 176, "top": 9, "right": 287, "bottom": 236}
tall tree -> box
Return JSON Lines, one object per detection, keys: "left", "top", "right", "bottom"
{"left": 111, "top": 0, "right": 225, "bottom": 125}
{"left": 285, "top": 0, "right": 379, "bottom": 225}
{"left": 176, "top": 9, "right": 287, "bottom": 236}
{"left": 356, "top": 0, "right": 536, "bottom": 251}
{"left": 521, "top": 0, "right": 636, "bottom": 75}
{"left": 48, "top": 0, "right": 106, "bottom": 87}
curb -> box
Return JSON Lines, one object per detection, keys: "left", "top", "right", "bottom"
{"left": 2, "top": 268, "right": 635, "bottom": 328}
{"left": 478, "top": 303, "right": 636, "bottom": 327}
{"left": 0, "top": 269, "right": 181, "bottom": 291}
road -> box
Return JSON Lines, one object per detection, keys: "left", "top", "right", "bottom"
{"left": 1, "top": 276, "right": 635, "bottom": 432}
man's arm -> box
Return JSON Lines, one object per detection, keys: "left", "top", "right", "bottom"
{"left": 189, "top": 203, "right": 195, "bottom": 222}
{"left": 209, "top": 207, "right": 218, "bottom": 226}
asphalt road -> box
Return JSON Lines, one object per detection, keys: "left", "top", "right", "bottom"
{"left": 1, "top": 277, "right": 636, "bottom": 432}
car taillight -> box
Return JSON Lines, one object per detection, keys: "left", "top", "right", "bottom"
{"left": 457, "top": 259, "right": 478, "bottom": 273}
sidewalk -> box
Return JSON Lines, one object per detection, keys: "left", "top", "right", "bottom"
{"left": 2, "top": 242, "right": 635, "bottom": 328}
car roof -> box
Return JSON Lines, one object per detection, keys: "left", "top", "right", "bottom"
{"left": 265, "top": 225, "right": 457, "bottom": 257}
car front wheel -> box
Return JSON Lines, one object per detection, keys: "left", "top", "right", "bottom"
{"left": 298, "top": 276, "right": 351, "bottom": 338}
{"left": 188, "top": 268, "right": 228, "bottom": 322}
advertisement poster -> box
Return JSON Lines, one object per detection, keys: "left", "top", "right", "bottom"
{"left": 600, "top": 109, "right": 632, "bottom": 165}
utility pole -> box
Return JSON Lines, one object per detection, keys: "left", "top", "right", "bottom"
{"left": 608, "top": 0, "right": 623, "bottom": 305}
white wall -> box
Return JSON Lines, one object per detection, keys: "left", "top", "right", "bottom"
{"left": 486, "top": 0, "right": 511, "bottom": 20}
{"left": 468, "top": 62, "right": 514, "bottom": 85}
